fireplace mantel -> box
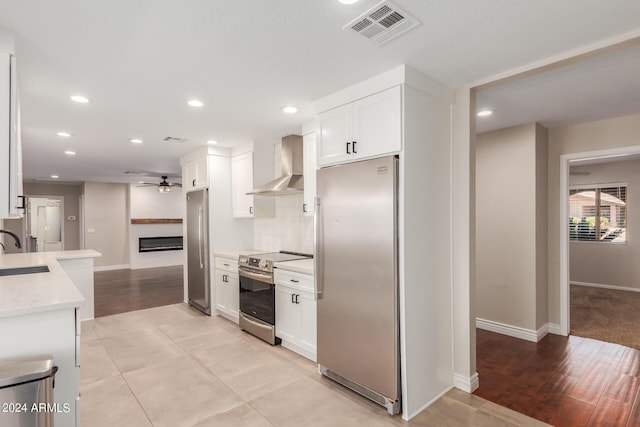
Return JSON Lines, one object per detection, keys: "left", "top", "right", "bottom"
{"left": 131, "top": 218, "right": 183, "bottom": 224}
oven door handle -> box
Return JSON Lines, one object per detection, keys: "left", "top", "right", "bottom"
{"left": 239, "top": 269, "right": 273, "bottom": 284}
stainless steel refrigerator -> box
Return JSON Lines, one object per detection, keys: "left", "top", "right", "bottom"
{"left": 315, "top": 155, "right": 400, "bottom": 415}
{"left": 186, "top": 188, "right": 210, "bottom": 315}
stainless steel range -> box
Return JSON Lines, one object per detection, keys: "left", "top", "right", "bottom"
{"left": 238, "top": 251, "right": 312, "bottom": 345}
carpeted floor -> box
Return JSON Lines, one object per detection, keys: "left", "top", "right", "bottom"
{"left": 571, "top": 284, "right": 640, "bottom": 349}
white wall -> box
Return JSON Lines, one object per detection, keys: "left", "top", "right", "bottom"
{"left": 548, "top": 112, "right": 640, "bottom": 324}
{"left": 129, "top": 184, "right": 183, "bottom": 269}
{"left": 569, "top": 159, "right": 640, "bottom": 290}
{"left": 83, "top": 182, "right": 129, "bottom": 269}
{"left": 476, "top": 123, "right": 548, "bottom": 333}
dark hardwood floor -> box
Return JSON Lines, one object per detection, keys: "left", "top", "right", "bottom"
{"left": 94, "top": 266, "right": 184, "bottom": 317}
{"left": 475, "top": 328, "right": 640, "bottom": 427}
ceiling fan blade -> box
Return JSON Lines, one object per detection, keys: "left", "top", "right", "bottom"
{"left": 136, "top": 183, "right": 157, "bottom": 187}
{"left": 169, "top": 183, "right": 182, "bottom": 187}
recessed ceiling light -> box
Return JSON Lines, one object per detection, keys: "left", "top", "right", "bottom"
{"left": 50, "top": 175, "right": 59, "bottom": 179}
{"left": 138, "top": 181, "right": 145, "bottom": 184}
{"left": 477, "top": 110, "right": 493, "bottom": 117}
{"left": 281, "top": 106, "right": 298, "bottom": 114}
{"left": 64, "top": 150, "right": 76, "bottom": 156}
{"left": 188, "top": 99, "right": 204, "bottom": 107}
{"left": 338, "top": 0, "right": 360, "bottom": 4}
{"left": 206, "top": 140, "right": 217, "bottom": 145}
{"left": 57, "top": 132, "right": 72, "bottom": 137}
{"left": 130, "top": 138, "right": 143, "bottom": 144}
{"left": 70, "top": 95, "right": 89, "bottom": 103}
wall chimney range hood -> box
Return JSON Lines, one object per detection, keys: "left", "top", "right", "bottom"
{"left": 248, "top": 134, "right": 304, "bottom": 196}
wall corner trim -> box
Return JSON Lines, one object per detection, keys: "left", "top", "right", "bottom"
{"left": 453, "top": 372, "right": 479, "bottom": 393}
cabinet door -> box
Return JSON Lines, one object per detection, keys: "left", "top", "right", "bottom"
{"left": 184, "top": 157, "right": 208, "bottom": 190}
{"left": 0, "top": 52, "right": 23, "bottom": 219}
{"left": 302, "top": 133, "right": 316, "bottom": 216}
{"left": 214, "top": 270, "right": 228, "bottom": 312}
{"left": 317, "top": 103, "right": 353, "bottom": 167}
{"left": 275, "top": 285, "right": 298, "bottom": 343}
{"left": 226, "top": 272, "right": 239, "bottom": 321}
{"left": 352, "top": 85, "right": 402, "bottom": 159}
{"left": 231, "top": 152, "right": 254, "bottom": 218}
{"left": 298, "top": 290, "right": 317, "bottom": 360}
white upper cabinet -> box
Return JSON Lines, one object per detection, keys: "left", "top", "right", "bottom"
{"left": 317, "top": 85, "right": 402, "bottom": 167}
{"left": 0, "top": 51, "right": 24, "bottom": 219}
{"left": 231, "top": 151, "right": 254, "bottom": 218}
{"left": 317, "top": 103, "right": 352, "bottom": 166}
{"left": 183, "top": 156, "right": 208, "bottom": 190}
{"left": 302, "top": 132, "right": 316, "bottom": 216}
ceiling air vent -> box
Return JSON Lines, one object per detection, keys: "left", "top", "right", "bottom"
{"left": 163, "top": 136, "right": 186, "bottom": 143}
{"left": 345, "top": 1, "right": 419, "bottom": 46}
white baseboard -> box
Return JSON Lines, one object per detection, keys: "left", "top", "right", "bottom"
{"left": 453, "top": 372, "right": 479, "bottom": 393}
{"left": 94, "top": 264, "right": 130, "bottom": 272}
{"left": 571, "top": 281, "right": 640, "bottom": 293}
{"left": 548, "top": 323, "right": 563, "bottom": 335}
{"left": 476, "top": 318, "right": 546, "bottom": 343}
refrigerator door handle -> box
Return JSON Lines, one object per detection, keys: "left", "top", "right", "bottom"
{"left": 198, "top": 206, "right": 204, "bottom": 269}
{"left": 314, "top": 196, "right": 324, "bottom": 300}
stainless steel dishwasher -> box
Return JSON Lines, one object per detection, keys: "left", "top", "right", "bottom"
{"left": 0, "top": 355, "right": 58, "bottom": 427}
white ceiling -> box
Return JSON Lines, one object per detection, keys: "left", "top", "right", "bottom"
{"left": 1, "top": 0, "right": 640, "bottom": 184}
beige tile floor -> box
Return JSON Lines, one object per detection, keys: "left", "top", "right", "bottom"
{"left": 80, "top": 303, "right": 550, "bottom": 427}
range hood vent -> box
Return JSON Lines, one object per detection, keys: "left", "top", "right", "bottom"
{"left": 248, "top": 135, "right": 303, "bottom": 196}
{"left": 345, "top": 1, "right": 419, "bottom": 46}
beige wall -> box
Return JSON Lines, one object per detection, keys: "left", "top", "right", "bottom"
{"left": 476, "top": 123, "right": 548, "bottom": 331}
{"left": 83, "top": 182, "right": 129, "bottom": 268}
{"left": 547, "top": 112, "right": 640, "bottom": 324}
{"left": 569, "top": 159, "right": 640, "bottom": 289}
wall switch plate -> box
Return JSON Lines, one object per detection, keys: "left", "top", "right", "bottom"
{"left": 67, "top": 215, "right": 77, "bottom": 221}
{"left": 87, "top": 228, "right": 96, "bottom": 233}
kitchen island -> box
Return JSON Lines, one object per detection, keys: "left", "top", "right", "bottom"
{"left": 0, "top": 249, "right": 100, "bottom": 427}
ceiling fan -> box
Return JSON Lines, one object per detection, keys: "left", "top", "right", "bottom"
{"left": 136, "top": 176, "right": 182, "bottom": 193}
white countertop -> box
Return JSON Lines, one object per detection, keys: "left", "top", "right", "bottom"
{"left": 0, "top": 250, "right": 101, "bottom": 319}
{"left": 273, "top": 258, "right": 314, "bottom": 275}
{"left": 214, "top": 249, "right": 265, "bottom": 260}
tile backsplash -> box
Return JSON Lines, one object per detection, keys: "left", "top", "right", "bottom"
{"left": 253, "top": 193, "right": 314, "bottom": 254}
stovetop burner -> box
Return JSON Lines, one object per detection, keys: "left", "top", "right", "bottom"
{"left": 238, "top": 251, "right": 312, "bottom": 273}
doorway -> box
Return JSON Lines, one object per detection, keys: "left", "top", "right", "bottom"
{"left": 26, "top": 196, "right": 65, "bottom": 252}
{"left": 559, "top": 145, "right": 640, "bottom": 336}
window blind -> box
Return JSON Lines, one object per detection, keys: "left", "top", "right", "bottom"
{"left": 569, "top": 185, "right": 627, "bottom": 243}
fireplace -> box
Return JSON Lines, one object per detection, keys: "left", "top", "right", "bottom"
{"left": 138, "top": 236, "right": 183, "bottom": 253}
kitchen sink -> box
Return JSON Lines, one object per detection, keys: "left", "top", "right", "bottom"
{"left": 0, "top": 265, "right": 50, "bottom": 276}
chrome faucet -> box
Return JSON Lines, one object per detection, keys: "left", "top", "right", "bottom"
{"left": 0, "top": 229, "right": 22, "bottom": 249}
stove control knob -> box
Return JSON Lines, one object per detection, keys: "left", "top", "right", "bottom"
{"left": 259, "top": 260, "right": 267, "bottom": 269}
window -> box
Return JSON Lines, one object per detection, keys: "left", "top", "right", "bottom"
{"left": 569, "top": 185, "right": 626, "bottom": 243}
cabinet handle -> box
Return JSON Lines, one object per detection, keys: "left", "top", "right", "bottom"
{"left": 17, "top": 195, "right": 26, "bottom": 210}
{"left": 295, "top": 294, "right": 300, "bottom": 304}
{"left": 223, "top": 274, "right": 228, "bottom": 282}
{"left": 291, "top": 293, "right": 295, "bottom": 304}
{"left": 249, "top": 206, "right": 253, "bottom": 215}
{"left": 192, "top": 179, "right": 197, "bottom": 187}
{"left": 303, "top": 203, "right": 307, "bottom": 213}
{"left": 223, "top": 263, "right": 229, "bottom": 267}
{"left": 290, "top": 279, "right": 299, "bottom": 283}
{"left": 346, "top": 141, "right": 351, "bottom": 154}
{"left": 352, "top": 141, "right": 357, "bottom": 154}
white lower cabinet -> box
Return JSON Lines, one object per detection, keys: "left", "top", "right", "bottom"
{"left": 275, "top": 269, "right": 316, "bottom": 361}
{"left": 214, "top": 257, "right": 239, "bottom": 323}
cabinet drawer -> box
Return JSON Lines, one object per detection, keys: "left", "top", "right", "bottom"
{"left": 215, "top": 257, "right": 238, "bottom": 272}
{"left": 274, "top": 269, "right": 314, "bottom": 292}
